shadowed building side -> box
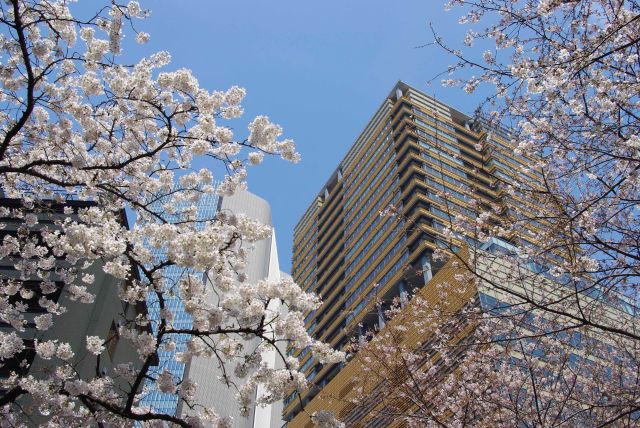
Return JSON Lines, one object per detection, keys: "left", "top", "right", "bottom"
{"left": 0, "top": 198, "right": 155, "bottom": 424}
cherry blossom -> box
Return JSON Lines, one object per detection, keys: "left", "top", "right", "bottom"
{"left": 333, "top": 0, "right": 640, "bottom": 425}
{"left": 0, "top": 1, "right": 339, "bottom": 426}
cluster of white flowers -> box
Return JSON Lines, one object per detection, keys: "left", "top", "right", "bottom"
{"left": 157, "top": 370, "right": 176, "bottom": 394}
{"left": 119, "top": 328, "right": 157, "bottom": 359}
{"left": 0, "top": 1, "right": 340, "bottom": 425}
{"left": 35, "top": 340, "right": 57, "bottom": 360}
{"left": 195, "top": 409, "right": 234, "bottom": 428}
{"left": 311, "top": 411, "right": 345, "bottom": 428}
{"left": 34, "top": 313, "right": 53, "bottom": 331}
{"left": 178, "top": 377, "right": 197, "bottom": 401}
{"left": 56, "top": 343, "right": 74, "bottom": 361}
{"left": 0, "top": 332, "right": 25, "bottom": 359}
{"left": 85, "top": 336, "right": 105, "bottom": 356}
{"left": 248, "top": 116, "right": 301, "bottom": 163}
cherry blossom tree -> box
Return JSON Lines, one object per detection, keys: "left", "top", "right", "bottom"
{"left": 321, "top": 252, "right": 640, "bottom": 427}
{"left": 321, "top": 1, "right": 640, "bottom": 425}
{"left": 0, "top": 1, "right": 342, "bottom": 426}
{"left": 434, "top": 0, "right": 640, "bottom": 341}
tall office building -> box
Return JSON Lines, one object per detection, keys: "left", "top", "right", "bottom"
{"left": 141, "top": 188, "right": 285, "bottom": 427}
{"left": 141, "top": 190, "right": 220, "bottom": 415}
{"left": 176, "top": 189, "right": 285, "bottom": 428}
{"left": 284, "top": 81, "right": 543, "bottom": 423}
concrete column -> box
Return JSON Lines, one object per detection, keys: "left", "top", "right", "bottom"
{"left": 377, "top": 303, "right": 386, "bottom": 329}
{"left": 421, "top": 255, "right": 433, "bottom": 283}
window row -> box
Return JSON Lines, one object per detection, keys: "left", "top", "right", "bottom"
{"left": 344, "top": 155, "right": 396, "bottom": 211}
{"left": 344, "top": 172, "right": 398, "bottom": 233}
{"left": 425, "top": 176, "right": 468, "bottom": 202}
{"left": 415, "top": 129, "right": 469, "bottom": 162}
{"left": 346, "top": 251, "right": 409, "bottom": 324}
{"left": 424, "top": 163, "right": 467, "bottom": 189}
{"left": 413, "top": 118, "right": 457, "bottom": 145}
{"left": 344, "top": 132, "right": 392, "bottom": 194}
{"left": 345, "top": 234, "right": 407, "bottom": 298}
{"left": 411, "top": 107, "right": 456, "bottom": 133}
{"left": 345, "top": 184, "right": 398, "bottom": 242}
{"left": 422, "top": 152, "right": 467, "bottom": 179}
{"left": 345, "top": 218, "right": 404, "bottom": 278}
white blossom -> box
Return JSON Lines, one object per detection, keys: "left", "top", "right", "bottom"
{"left": 85, "top": 336, "right": 105, "bottom": 356}
{"left": 56, "top": 343, "right": 74, "bottom": 361}
{"left": 157, "top": 370, "right": 176, "bottom": 393}
{"left": 0, "top": 332, "right": 25, "bottom": 360}
{"left": 34, "top": 313, "right": 53, "bottom": 331}
{"left": 35, "top": 340, "right": 57, "bottom": 360}
{"left": 311, "top": 411, "right": 345, "bottom": 428}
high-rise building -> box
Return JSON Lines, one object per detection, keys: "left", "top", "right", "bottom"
{"left": 141, "top": 188, "right": 285, "bottom": 427}
{"left": 176, "top": 189, "right": 285, "bottom": 428}
{"left": 284, "top": 81, "right": 544, "bottom": 423}
{"left": 141, "top": 190, "right": 220, "bottom": 415}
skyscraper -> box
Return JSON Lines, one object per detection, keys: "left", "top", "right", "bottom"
{"left": 140, "top": 190, "right": 220, "bottom": 415}
{"left": 140, "top": 188, "right": 285, "bottom": 427}
{"left": 176, "top": 189, "right": 284, "bottom": 428}
{"left": 284, "top": 81, "right": 544, "bottom": 423}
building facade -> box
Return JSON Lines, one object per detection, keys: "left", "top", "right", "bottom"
{"left": 140, "top": 188, "right": 285, "bottom": 427}
{"left": 288, "top": 241, "right": 637, "bottom": 426}
{"left": 140, "top": 190, "right": 220, "bottom": 415}
{"left": 285, "top": 81, "right": 543, "bottom": 422}
{"left": 176, "top": 189, "right": 285, "bottom": 428}
{"left": 0, "top": 198, "right": 153, "bottom": 423}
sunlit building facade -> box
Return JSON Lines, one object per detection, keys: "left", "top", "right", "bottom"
{"left": 284, "top": 81, "right": 544, "bottom": 423}
{"left": 176, "top": 189, "right": 285, "bottom": 428}
{"left": 140, "top": 188, "right": 285, "bottom": 427}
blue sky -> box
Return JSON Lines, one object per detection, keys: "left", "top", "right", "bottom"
{"left": 89, "top": 1, "right": 486, "bottom": 272}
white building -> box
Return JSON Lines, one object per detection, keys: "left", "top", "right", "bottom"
{"left": 177, "top": 189, "right": 286, "bottom": 428}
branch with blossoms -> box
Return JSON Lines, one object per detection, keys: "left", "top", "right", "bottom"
{"left": 432, "top": 0, "right": 640, "bottom": 305}
{"left": 320, "top": 246, "right": 640, "bottom": 427}
{"left": 0, "top": 1, "right": 342, "bottom": 426}
{"left": 312, "top": 1, "right": 640, "bottom": 423}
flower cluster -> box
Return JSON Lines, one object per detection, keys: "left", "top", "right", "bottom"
{"left": 0, "top": 1, "right": 334, "bottom": 426}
